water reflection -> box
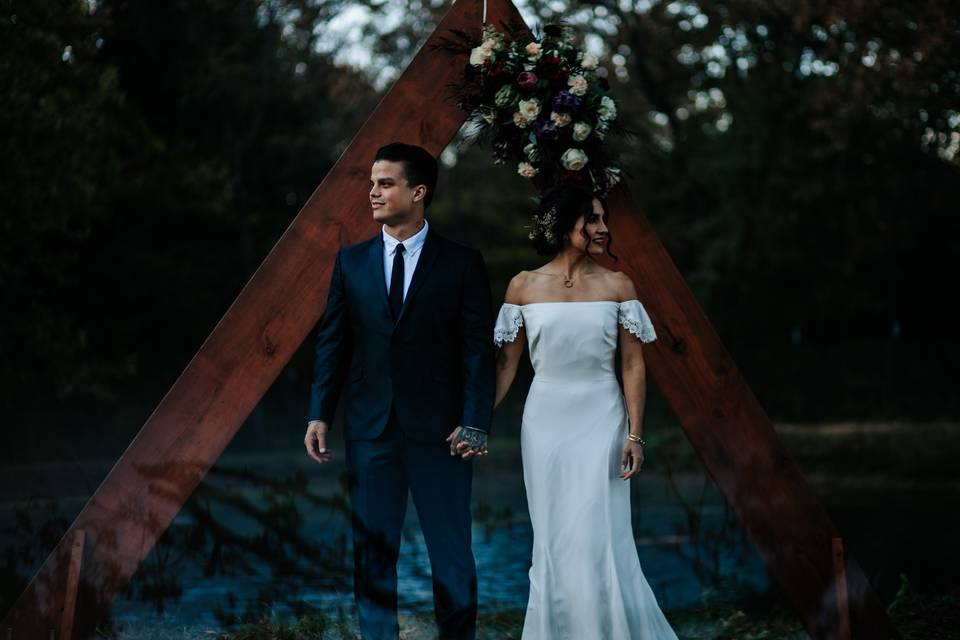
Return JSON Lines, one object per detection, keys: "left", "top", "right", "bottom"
{"left": 108, "top": 464, "right": 769, "bottom": 626}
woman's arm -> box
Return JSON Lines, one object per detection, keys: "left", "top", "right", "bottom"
{"left": 619, "top": 326, "right": 649, "bottom": 442}
{"left": 494, "top": 274, "right": 527, "bottom": 408}
{"left": 616, "top": 274, "right": 650, "bottom": 479}
{"left": 495, "top": 329, "right": 526, "bottom": 407}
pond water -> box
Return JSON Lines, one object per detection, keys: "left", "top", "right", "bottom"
{"left": 107, "top": 464, "right": 770, "bottom": 627}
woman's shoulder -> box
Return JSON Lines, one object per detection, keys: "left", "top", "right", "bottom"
{"left": 583, "top": 268, "right": 637, "bottom": 302}
{"left": 503, "top": 271, "right": 535, "bottom": 305}
{"left": 605, "top": 270, "right": 638, "bottom": 302}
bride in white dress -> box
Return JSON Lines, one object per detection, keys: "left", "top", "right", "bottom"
{"left": 494, "top": 184, "right": 679, "bottom": 639}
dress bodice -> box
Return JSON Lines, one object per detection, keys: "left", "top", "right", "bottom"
{"left": 494, "top": 300, "right": 656, "bottom": 383}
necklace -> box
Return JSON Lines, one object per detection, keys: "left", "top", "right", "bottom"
{"left": 537, "top": 271, "right": 576, "bottom": 288}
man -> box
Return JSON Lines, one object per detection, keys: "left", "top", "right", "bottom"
{"left": 304, "top": 142, "right": 495, "bottom": 640}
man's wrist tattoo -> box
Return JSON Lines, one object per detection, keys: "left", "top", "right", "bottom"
{"left": 456, "top": 426, "right": 487, "bottom": 451}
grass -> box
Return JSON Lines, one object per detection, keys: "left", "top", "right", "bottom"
{"left": 99, "top": 580, "right": 960, "bottom": 640}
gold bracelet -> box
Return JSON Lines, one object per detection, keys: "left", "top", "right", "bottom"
{"left": 626, "top": 434, "right": 646, "bottom": 446}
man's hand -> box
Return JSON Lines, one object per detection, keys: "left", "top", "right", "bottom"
{"left": 305, "top": 420, "right": 332, "bottom": 464}
{"left": 446, "top": 426, "right": 488, "bottom": 460}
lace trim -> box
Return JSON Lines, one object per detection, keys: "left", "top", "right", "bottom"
{"left": 618, "top": 300, "right": 657, "bottom": 343}
{"left": 494, "top": 304, "right": 524, "bottom": 347}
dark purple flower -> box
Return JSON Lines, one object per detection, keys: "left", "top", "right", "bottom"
{"left": 535, "top": 120, "right": 559, "bottom": 140}
{"left": 553, "top": 90, "right": 581, "bottom": 112}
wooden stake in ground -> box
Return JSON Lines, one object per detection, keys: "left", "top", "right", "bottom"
{"left": 3, "top": 1, "right": 896, "bottom": 639}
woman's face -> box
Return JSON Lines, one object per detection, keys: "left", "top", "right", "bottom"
{"left": 565, "top": 198, "right": 610, "bottom": 255}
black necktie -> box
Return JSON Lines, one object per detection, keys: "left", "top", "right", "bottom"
{"left": 389, "top": 243, "right": 405, "bottom": 320}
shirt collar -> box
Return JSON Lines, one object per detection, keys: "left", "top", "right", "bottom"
{"left": 382, "top": 219, "right": 429, "bottom": 256}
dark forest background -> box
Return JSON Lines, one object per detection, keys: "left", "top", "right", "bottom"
{"left": 3, "top": 0, "right": 959, "bottom": 464}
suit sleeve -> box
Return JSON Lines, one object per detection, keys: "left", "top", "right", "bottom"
{"left": 460, "top": 250, "right": 496, "bottom": 433}
{"left": 307, "top": 250, "right": 351, "bottom": 425}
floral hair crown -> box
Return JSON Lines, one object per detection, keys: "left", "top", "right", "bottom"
{"left": 527, "top": 205, "right": 558, "bottom": 244}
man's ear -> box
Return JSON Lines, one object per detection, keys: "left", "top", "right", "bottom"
{"left": 413, "top": 185, "right": 427, "bottom": 203}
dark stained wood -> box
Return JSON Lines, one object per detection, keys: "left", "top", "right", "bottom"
{"left": 600, "top": 185, "right": 896, "bottom": 638}
{"left": 3, "top": 1, "right": 897, "bottom": 639}
{"left": 58, "top": 530, "right": 85, "bottom": 640}
{"left": 0, "top": 1, "right": 523, "bottom": 637}
{"left": 834, "top": 537, "right": 852, "bottom": 640}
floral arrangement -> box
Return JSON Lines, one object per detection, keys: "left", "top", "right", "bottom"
{"left": 450, "top": 23, "right": 623, "bottom": 201}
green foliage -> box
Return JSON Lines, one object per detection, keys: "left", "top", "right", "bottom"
{"left": 3, "top": 0, "right": 960, "bottom": 465}
{"left": 0, "top": 0, "right": 376, "bottom": 427}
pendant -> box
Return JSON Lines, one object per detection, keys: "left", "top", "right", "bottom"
{"left": 564, "top": 279, "right": 574, "bottom": 288}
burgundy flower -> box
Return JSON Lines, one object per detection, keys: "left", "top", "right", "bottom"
{"left": 559, "top": 169, "right": 588, "bottom": 184}
{"left": 518, "top": 71, "right": 538, "bottom": 88}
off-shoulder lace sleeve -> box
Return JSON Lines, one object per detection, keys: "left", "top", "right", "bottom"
{"left": 618, "top": 300, "right": 657, "bottom": 343}
{"left": 494, "top": 304, "right": 524, "bottom": 347}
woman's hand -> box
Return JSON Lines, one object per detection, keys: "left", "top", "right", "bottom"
{"left": 619, "top": 440, "right": 645, "bottom": 480}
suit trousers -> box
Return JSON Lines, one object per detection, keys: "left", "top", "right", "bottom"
{"left": 344, "top": 412, "right": 477, "bottom": 640}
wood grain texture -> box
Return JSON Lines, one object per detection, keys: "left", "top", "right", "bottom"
{"left": 0, "top": 1, "right": 522, "bottom": 637}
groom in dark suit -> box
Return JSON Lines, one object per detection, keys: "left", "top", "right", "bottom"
{"left": 304, "top": 142, "right": 495, "bottom": 640}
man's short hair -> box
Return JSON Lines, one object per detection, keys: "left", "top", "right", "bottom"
{"left": 373, "top": 143, "right": 439, "bottom": 209}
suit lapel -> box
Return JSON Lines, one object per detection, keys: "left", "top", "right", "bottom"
{"left": 368, "top": 234, "right": 393, "bottom": 324}
{"left": 396, "top": 229, "right": 439, "bottom": 326}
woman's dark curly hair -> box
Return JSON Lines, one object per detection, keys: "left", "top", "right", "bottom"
{"left": 529, "top": 183, "right": 616, "bottom": 259}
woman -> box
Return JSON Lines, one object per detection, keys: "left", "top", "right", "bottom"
{"left": 494, "top": 183, "right": 678, "bottom": 639}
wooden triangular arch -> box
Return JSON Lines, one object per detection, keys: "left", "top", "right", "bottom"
{"left": 3, "top": 1, "right": 897, "bottom": 638}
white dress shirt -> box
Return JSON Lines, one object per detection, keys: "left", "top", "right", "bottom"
{"left": 382, "top": 219, "right": 429, "bottom": 301}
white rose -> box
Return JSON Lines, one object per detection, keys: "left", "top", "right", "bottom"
{"left": 469, "top": 46, "right": 486, "bottom": 66}
{"left": 572, "top": 122, "right": 592, "bottom": 141}
{"left": 513, "top": 112, "right": 530, "bottom": 128}
{"left": 550, "top": 111, "right": 572, "bottom": 127}
{"left": 581, "top": 53, "right": 599, "bottom": 70}
{"left": 567, "top": 74, "right": 588, "bottom": 97}
{"left": 560, "top": 148, "right": 588, "bottom": 171}
{"left": 518, "top": 98, "right": 541, "bottom": 120}
{"left": 470, "top": 39, "right": 497, "bottom": 66}
{"left": 526, "top": 42, "right": 542, "bottom": 59}
{"left": 598, "top": 95, "right": 617, "bottom": 121}
{"left": 517, "top": 162, "right": 538, "bottom": 178}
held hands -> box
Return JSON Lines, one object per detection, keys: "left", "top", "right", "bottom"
{"left": 304, "top": 420, "right": 332, "bottom": 464}
{"left": 446, "top": 426, "right": 489, "bottom": 459}
{"left": 619, "top": 439, "right": 645, "bottom": 480}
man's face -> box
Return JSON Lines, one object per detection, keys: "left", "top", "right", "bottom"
{"left": 369, "top": 159, "right": 425, "bottom": 225}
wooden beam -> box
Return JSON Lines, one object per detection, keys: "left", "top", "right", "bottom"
{"left": 834, "top": 537, "right": 852, "bottom": 640}
{"left": 0, "top": 1, "right": 520, "bottom": 636}
{"left": 58, "top": 530, "right": 85, "bottom": 640}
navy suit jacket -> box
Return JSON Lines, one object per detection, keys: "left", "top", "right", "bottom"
{"left": 307, "top": 227, "right": 496, "bottom": 441}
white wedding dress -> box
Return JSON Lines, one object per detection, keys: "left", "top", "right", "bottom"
{"left": 495, "top": 300, "right": 679, "bottom": 640}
